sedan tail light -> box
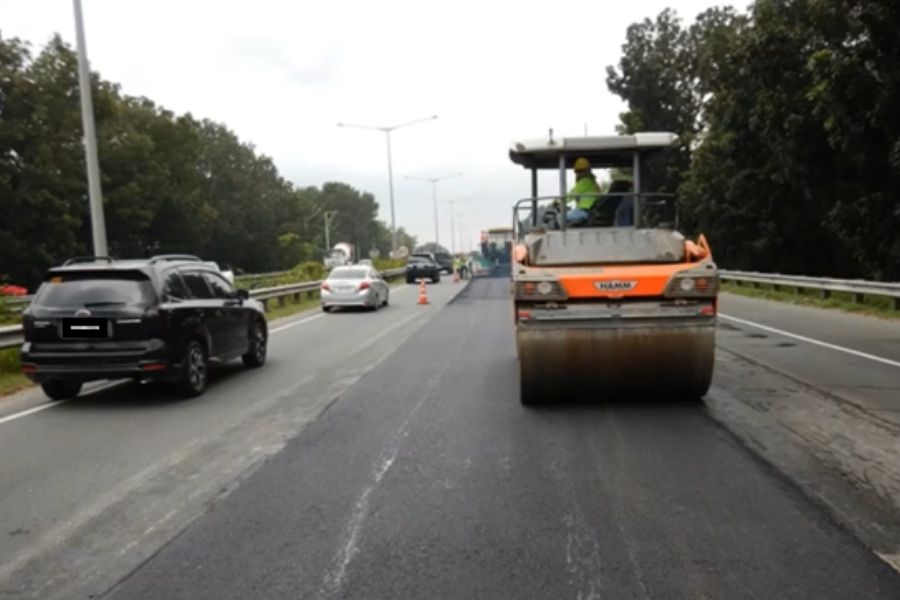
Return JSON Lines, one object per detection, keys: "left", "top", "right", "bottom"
{"left": 358, "top": 282, "right": 371, "bottom": 291}
{"left": 321, "top": 282, "right": 331, "bottom": 291}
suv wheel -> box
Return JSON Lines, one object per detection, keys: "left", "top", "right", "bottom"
{"left": 41, "top": 380, "right": 82, "bottom": 401}
{"left": 432, "top": 274, "right": 441, "bottom": 283}
{"left": 242, "top": 320, "right": 267, "bottom": 368}
{"left": 178, "top": 340, "right": 208, "bottom": 397}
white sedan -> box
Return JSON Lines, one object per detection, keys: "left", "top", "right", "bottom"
{"left": 320, "top": 266, "right": 390, "bottom": 312}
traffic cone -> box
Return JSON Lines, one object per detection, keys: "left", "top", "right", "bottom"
{"left": 417, "top": 279, "right": 429, "bottom": 305}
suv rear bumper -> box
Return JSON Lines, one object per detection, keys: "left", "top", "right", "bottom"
{"left": 19, "top": 340, "right": 178, "bottom": 383}
{"left": 406, "top": 269, "right": 440, "bottom": 281}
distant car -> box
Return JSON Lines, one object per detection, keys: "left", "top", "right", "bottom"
{"left": 19, "top": 254, "right": 268, "bottom": 400}
{"left": 321, "top": 266, "right": 389, "bottom": 312}
{"left": 432, "top": 252, "right": 454, "bottom": 273}
{"left": 405, "top": 256, "right": 441, "bottom": 284}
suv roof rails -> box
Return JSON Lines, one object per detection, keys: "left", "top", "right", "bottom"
{"left": 62, "top": 256, "right": 116, "bottom": 266}
{"left": 148, "top": 254, "right": 202, "bottom": 264}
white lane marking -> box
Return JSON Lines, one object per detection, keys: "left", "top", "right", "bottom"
{"left": 0, "top": 402, "right": 59, "bottom": 425}
{"left": 1, "top": 282, "right": 434, "bottom": 426}
{"left": 719, "top": 313, "right": 900, "bottom": 369}
{"left": 268, "top": 313, "right": 324, "bottom": 334}
{"left": 0, "top": 296, "right": 428, "bottom": 426}
{"left": 0, "top": 380, "right": 123, "bottom": 426}
{"left": 318, "top": 316, "right": 472, "bottom": 598}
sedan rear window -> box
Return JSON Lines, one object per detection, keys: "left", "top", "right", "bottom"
{"left": 329, "top": 269, "right": 367, "bottom": 280}
{"left": 34, "top": 272, "right": 156, "bottom": 308}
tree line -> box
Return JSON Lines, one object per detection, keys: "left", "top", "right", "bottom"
{"left": 0, "top": 35, "right": 415, "bottom": 289}
{"left": 606, "top": 0, "right": 899, "bottom": 280}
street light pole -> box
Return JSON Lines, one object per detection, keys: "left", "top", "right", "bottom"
{"left": 73, "top": 0, "right": 107, "bottom": 256}
{"left": 385, "top": 134, "right": 395, "bottom": 250}
{"left": 337, "top": 115, "right": 437, "bottom": 255}
{"left": 405, "top": 173, "right": 462, "bottom": 247}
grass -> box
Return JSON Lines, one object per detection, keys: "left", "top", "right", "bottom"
{"left": 0, "top": 347, "right": 31, "bottom": 396}
{"left": 263, "top": 294, "right": 322, "bottom": 320}
{"left": 722, "top": 281, "right": 900, "bottom": 321}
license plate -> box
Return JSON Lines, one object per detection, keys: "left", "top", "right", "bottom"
{"left": 62, "top": 318, "right": 110, "bottom": 339}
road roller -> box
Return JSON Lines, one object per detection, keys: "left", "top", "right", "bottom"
{"left": 509, "top": 132, "right": 718, "bottom": 405}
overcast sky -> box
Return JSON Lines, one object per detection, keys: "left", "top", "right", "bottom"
{"left": 0, "top": 0, "right": 720, "bottom": 252}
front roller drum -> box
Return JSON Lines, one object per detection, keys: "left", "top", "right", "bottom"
{"left": 517, "top": 322, "right": 715, "bottom": 405}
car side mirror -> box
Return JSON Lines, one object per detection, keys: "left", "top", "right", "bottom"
{"left": 236, "top": 289, "right": 250, "bottom": 300}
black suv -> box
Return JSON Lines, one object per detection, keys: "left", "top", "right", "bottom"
{"left": 20, "top": 255, "right": 268, "bottom": 399}
{"left": 405, "top": 256, "right": 441, "bottom": 283}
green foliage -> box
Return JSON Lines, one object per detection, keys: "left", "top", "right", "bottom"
{"left": 289, "top": 261, "right": 327, "bottom": 283}
{"left": 0, "top": 36, "right": 413, "bottom": 290}
{"left": 0, "top": 347, "right": 30, "bottom": 398}
{"left": 607, "top": 1, "right": 900, "bottom": 280}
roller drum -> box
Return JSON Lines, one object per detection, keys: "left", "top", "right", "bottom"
{"left": 517, "top": 320, "right": 715, "bottom": 404}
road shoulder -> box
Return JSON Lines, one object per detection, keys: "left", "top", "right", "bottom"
{"left": 707, "top": 348, "right": 900, "bottom": 572}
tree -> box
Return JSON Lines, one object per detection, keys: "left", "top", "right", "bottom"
{"left": 606, "top": 7, "right": 747, "bottom": 192}
{"left": 608, "top": 1, "right": 900, "bottom": 278}
{"left": 0, "top": 35, "right": 420, "bottom": 287}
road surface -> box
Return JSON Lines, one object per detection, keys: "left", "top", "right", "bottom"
{"left": 0, "top": 281, "right": 464, "bottom": 599}
{"left": 98, "top": 278, "right": 900, "bottom": 600}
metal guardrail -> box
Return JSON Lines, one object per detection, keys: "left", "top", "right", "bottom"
{"left": 719, "top": 270, "right": 900, "bottom": 310}
{"left": 0, "top": 268, "right": 406, "bottom": 351}
{"left": 233, "top": 270, "right": 290, "bottom": 284}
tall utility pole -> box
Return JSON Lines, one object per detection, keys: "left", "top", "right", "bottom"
{"left": 73, "top": 0, "right": 107, "bottom": 256}
{"left": 337, "top": 115, "right": 437, "bottom": 254}
{"left": 442, "top": 196, "right": 471, "bottom": 254}
{"left": 323, "top": 211, "right": 337, "bottom": 250}
{"left": 405, "top": 173, "right": 462, "bottom": 246}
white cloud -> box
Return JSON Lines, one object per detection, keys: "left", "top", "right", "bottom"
{"left": 0, "top": 0, "right": 717, "bottom": 250}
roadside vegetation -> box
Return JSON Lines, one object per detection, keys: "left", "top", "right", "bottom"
{"left": 608, "top": 1, "right": 900, "bottom": 281}
{"left": 0, "top": 348, "right": 29, "bottom": 396}
{"left": 722, "top": 281, "right": 900, "bottom": 322}
{"left": 0, "top": 36, "right": 415, "bottom": 293}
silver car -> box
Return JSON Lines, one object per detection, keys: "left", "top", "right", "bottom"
{"left": 321, "top": 266, "right": 390, "bottom": 312}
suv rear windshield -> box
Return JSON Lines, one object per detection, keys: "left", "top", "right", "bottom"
{"left": 34, "top": 272, "right": 156, "bottom": 308}
{"left": 329, "top": 269, "right": 367, "bottom": 280}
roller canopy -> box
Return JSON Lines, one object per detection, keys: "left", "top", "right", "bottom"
{"left": 509, "top": 133, "right": 678, "bottom": 169}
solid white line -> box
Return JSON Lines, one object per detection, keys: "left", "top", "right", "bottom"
{"left": 1, "top": 292, "right": 426, "bottom": 426}
{"left": 719, "top": 313, "right": 900, "bottom": 369}
{"left": 269, "top": 313, "right": 324, "bottom": 334}
{"left": 0, "top": 402, "right": 60, "bottom": 425}
{"left": 0, "top": 380, "right": 125, "bottom": 426}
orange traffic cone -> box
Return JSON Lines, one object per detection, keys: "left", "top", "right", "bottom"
{"left": 417, "top": 279, "right": 429, "bottom": 305}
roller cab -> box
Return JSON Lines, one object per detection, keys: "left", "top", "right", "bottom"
{"left": 508, "top": 132, "right": 718, "bottom": 405}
